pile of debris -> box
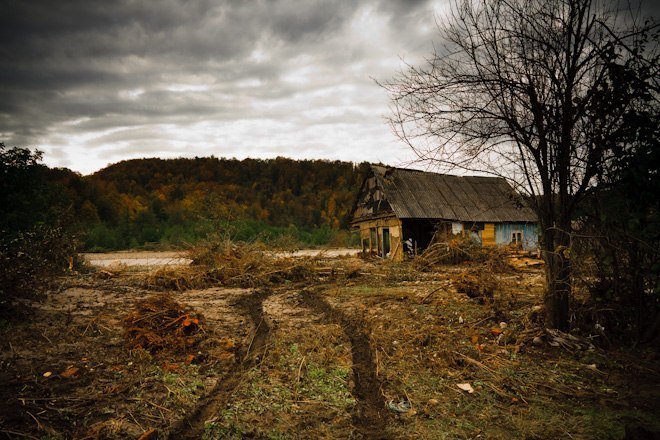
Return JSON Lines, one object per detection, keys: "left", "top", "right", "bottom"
{"left": 124, "top": 294, "right": 206, "bottom": 355}
{"left": 414, "top": 234, "right": 517, "bottom": 272}
{"left": 189, "top": 238, "right": 320, "bottom": 287}
{"left": 189, "top": 239, "right": 270, "bottom": 284}
{"left": 453, "top": 270, "right": 498, "bottom": 304}
{"left": 144, "top": 239, "right": 362, "bottom": 290}
{"left": 414, "top": 236, "right": 481, "bottom": 270}
{"left": 414, "top": 234, "right": 492, "bottom": 271}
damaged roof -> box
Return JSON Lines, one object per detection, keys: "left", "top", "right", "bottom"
{"left": 369, "top": 165, "right": 537, "bottom": 223}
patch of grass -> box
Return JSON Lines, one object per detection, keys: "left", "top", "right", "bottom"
{"left": 143, "top": 364, "right": 206, "bottom": 407}
{"left": 298, "top": 363, "right": 355, "bottom": 408}
{"left": 203, "top": 422, "right": 245, "bottom": 440}
{"left": 203, "top": 422, "right": 291, "bottom": 440}
{"left": 210, "top": 320, "right": 355, "bottom": 438}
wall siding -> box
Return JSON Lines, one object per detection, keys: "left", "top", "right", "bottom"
{"left": 495, "top": 223, "right": 539, "bottom": 250}
{"left": 482, "top": 223, "right": 496, "bottom": 246}
{"left": 356, "top": 217, "right": 404, "bottom": 261}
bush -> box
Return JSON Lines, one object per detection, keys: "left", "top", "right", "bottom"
{"left": 0, "top": 224, "right": 79, "bottom": 308}
{"left": 1, "top": 144, "right": 81, "bottom": 313}
{"left": 84, "top": 223, "right": 121, "bottom": 251}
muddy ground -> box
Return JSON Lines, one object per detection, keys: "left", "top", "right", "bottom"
{"left": 1, "top": 255, "right": 659, "bottom": 439}
{"left": 83, "top": 249, "right": 359, "bottom": 268}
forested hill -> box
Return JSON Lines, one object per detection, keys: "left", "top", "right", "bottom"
{"left": 49, "top": 157, "right": 371, "bottom": 250}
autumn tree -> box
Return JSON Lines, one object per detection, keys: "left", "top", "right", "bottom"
{"left": 383, "top": 0, "right": 658, "bottom": 329}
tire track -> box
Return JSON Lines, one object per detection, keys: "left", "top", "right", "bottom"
{"left": 168, "top": 288, "right": 273, "bottom": 439}
{"left": 299, "top": 288, "right": 391, "bottom": 439}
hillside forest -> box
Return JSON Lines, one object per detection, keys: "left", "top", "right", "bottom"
{"left": 1, "top": 149, "right": 370, "bottom": 251}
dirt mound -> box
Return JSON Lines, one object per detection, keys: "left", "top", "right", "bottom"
{"left": 124, "top": 294, "right": 206, "bottom": 355}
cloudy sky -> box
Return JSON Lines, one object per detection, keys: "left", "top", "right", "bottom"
{"left": 1, "top": 0, "right": 454, "bottom": 174}
{"left": 2, "top": 1, "right": 657, "bottom": 175}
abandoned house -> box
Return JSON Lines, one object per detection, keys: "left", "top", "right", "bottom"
{"left": 351, "top": 165, "right": 539, "bottom": 261}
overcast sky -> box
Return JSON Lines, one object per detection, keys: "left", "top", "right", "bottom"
{"left": 0, "top": 0, "right": 454, "bottom": 174}
{"left": 1, "top": 1, "right": 657, "bottom": 175}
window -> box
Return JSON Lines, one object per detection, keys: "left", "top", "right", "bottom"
{"left": 511, "top": 230, "right": 523, "bottom": 245}
{"left": 370, "top": 228, "right": 377, "bottom": 253}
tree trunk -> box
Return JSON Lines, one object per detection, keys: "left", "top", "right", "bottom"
{"left": 542, "top": 222, "right": 571, "bottom": 331}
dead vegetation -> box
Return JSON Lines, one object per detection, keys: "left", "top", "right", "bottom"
{"left": 453, "top": 269, "right": 498, "bottom": 303}
{"left": 138, "top": 239, "right": 366, "bottom": 292}
{"left": 413, "top": 234, "right": 515, "bottom": 272}
{"left": 1, "top": 247, "right": 659, "bottom": 439}
{"left": 124, "top": 294, "right": 206, "bottom": 356}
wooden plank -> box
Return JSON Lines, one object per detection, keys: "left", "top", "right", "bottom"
{"left": 482, "top": 223, "right": 496, "bottom": 246}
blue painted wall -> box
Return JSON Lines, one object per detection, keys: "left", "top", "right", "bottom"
{"left": 495, "top": 223, "right": 539, "bottom": 250}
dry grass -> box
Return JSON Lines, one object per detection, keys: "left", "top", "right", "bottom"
{"left": 2, "top": 250, "right": 659, "bottom": 440}
{"left": 138, "top": 240, "right": 371, "bottom": 292}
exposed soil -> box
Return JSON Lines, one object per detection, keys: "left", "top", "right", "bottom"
{"left": 299, "top": 288, "right": 391, "bottom": 439}
{"left": 169, "top": 289, "right": 274, "bottom": 439}
{"left": 0, "top": 279, "right": 254, "bottom": 439}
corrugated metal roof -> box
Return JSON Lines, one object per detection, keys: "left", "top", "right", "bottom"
{"left": 371, "top": 165, "right": 537, "bottom": 222}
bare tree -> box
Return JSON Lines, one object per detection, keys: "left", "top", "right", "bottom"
{"left": 382, "top": 0, "right": 658, "bottom": 330}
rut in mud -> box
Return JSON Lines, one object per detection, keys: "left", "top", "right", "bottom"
{"left": 299, "top": 288, "right": 391, "bottom": 439}
{"left": 168, "top": 288, "right": 273, "bottom": 440}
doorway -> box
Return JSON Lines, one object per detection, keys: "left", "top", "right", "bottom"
{"left": 382, "top": 228, "right": 391, "bottom": 257}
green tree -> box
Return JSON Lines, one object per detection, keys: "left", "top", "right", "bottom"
{"left": 1, "top": 144, "right": 78, "bottom": 306}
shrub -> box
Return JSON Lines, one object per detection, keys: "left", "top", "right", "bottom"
{"left": 0, "top": 224, "right": 79, "bottom": 308}
{"left": 0, "top": 143, "right": 81, "bottom": 313}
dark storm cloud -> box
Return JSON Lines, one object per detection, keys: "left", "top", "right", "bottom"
{"left": 2, "top": 0, "right": 653, "bottom": 173}
{"left": 1, "top": 0, "right": 389, "bottom": 159}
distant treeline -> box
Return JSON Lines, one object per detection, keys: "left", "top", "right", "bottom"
{"left": 5, "top": 155, "right": 371, "bottom": 251}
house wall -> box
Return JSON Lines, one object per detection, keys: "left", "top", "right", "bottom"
{"left": 356, "top": 217, "right": 404, "bottom": 261}
{"left": 482, "top": 223, "right": 496, "bottom": 246}
{"left": 495, "top": 223, "right": 539, "bottom": 250}
{"left": 356, "top": 219, "right": 539, "bottom": 260}
{"left": 448, "top": 222, "right": 539, "bottom": 250}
